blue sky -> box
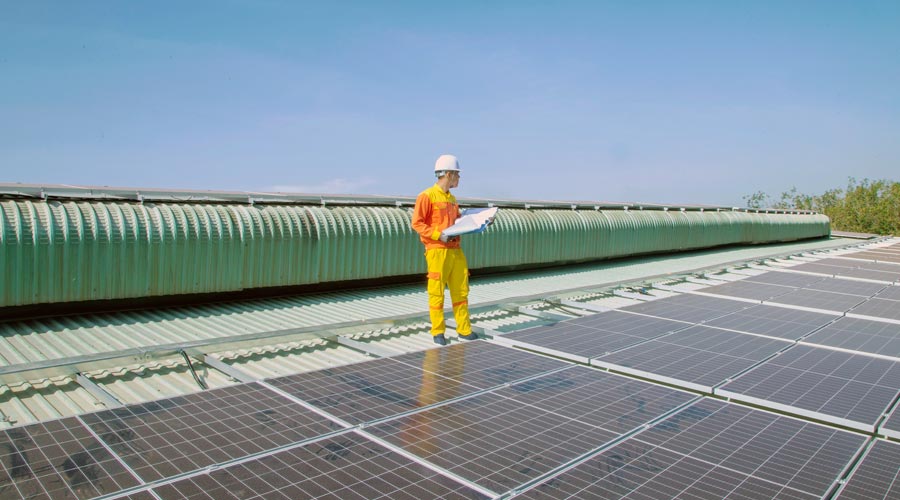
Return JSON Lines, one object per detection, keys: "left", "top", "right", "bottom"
{"left": 1, "top": 1, "right": 898, "bottom": 206}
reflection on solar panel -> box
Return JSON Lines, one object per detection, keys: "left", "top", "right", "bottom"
{"left": 804, "top": 277, "right": 886, "bottom": 296}
{"left": 81, "top": 383, "right": 336, "bottom": 482}
{"left": 744, "top": 271, "right": 825, "bottom": 287}
{"left": 705, "top": 304, "right": 837, "bottom": 340}
{"left": 620, "top": 294, "right": 749, "bottom": 323}
{"left": 0, "top": 417, "right": 140, "bottom": 500}
{"left": 698, "top": 280, "right": 793, "bottom": 301}
{"left": 850, "top": 298, "right": 900, "bottom": 321}
{"left": 266, "top": 354, "right": 486, "bottom": 425}
{"left": 367, "top": 367, "right": 692, "bottom": 493}
{"left": 152, "top": 432, "right": 488, "bottom": 500}
{"left": 718, "top": 345, "right": 900, "bottom": 431}
{"left": 875, "top": 286, "right": 900, "bottom": 301}
{"left": 836, "top": 440, "right": 900, "bottom": 499}
{"left": 391, "top": 341, "right": 570, "bottom": 390}
{"left": 593, "top": 326, "right": 789, "bottom": 392}
{"left": 500, "top": 311, "right": 688, "bottom": 361}
{"left": 802, "top": 317, "right": 900, "bottom": 358}
{"left": 521, "top": 399, "right": 866, "bottom": 500}
{"left": 767, "top": 288, "right": 867, "bottom": 312}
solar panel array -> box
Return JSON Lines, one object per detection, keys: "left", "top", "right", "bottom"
{"left": 3, "top": 246, "right": 900, "bottom": 498}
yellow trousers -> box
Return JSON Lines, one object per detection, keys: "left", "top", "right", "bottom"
{"left": 425, "top": 248, "right": 471, "bottom": 336}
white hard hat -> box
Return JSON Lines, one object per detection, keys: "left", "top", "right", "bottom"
{"left": 434, "top": 154, "right": 461, "bottom": 172}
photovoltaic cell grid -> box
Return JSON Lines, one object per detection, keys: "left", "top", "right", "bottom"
{"left": 367, "top": 366, "right": 694, "bottom": 494}
{"left": 794, "top": 262, "right": 900, "bottom": 282}
{"left": 266, "top": 354, "right": 485, "bottom": 425}
{"left": 767, "top": 288, "right": 868, "bottom": 313}
{"left": 80, "top": 382, "right": 338, "bottom": 482}
{"left": 875, "top": 285, "right": 900, "bottom": 301}
{"left": 704, "top": 304, "right": 838, "bottom": 340}
{"left": 846, "top": 251, "right": 900, "bottom": 263}
{"left": 390, "top": 341, "right": 570, "bottom": 390}
{"left": 619, "top": 294, "right": 750, "bottom": 323}
{"left": 521, "top": 399, "right": 866, "bottom": 500}
{"left": 743, "top": 271, "right": 825, "bottom": 288}
{"left": 151, "top": 432, "right": 488, "bottom": 500}
{"left": 500, "top": 311, "right": 689, "bottom": 361}
{"left": 802, "top": 317, "right": 900, "bottom": 358}
{"left": 0, "top": 417, "right": 140, "bottom": 500}
{"left": 880, "top": 404, "right": 900, "bottom": 439}
{"left": 697, "top": 280, "right": 795, "bottom": 301}
{"left": 835, "top": 440, "right": 900, "bottom": 500}
{"left": 803, "top": 277, "right": 887, "bottom": 296}
{"left": 812, "top": 257, "right": 900, "bottom": 273}
{"left": 718, "top": 345, "right": 900, "bottom": 431}
{"left": 850, "top": 298, "right": 900, "bottom": 321}
{"left": 593, "top": 325, "right": 790, "bottom": 392}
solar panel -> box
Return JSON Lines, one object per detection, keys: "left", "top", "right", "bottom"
{"left": 593, "top": 326, "right": 790, "bottom": 392}
{"left": 767, "top": 288, "right": 868, "bottom": 313}
{"left": 849, "top": 298, "right": 900, "bottom": 321}
{"left": 620, "top": 294, "right": 749, "bottom": 323}
{"left": 789, "top": 262, "right": 848, "bottom": 275}
{"left": 802, "top": 317, "right": 900, "bottom": 358}
{"left": 366, "top": 366, "right": 693, "bottom": 493}
{"left": 80, "top": 382, "right": 337, "bottom": 482}
{"left": 880, "top": 403, "right": 900, "bottom": 440}
{"left": 743, "top": 271, "right": 825, "bottom": 287}
{"left": 718, "top": 345, "right": 900, "bottom": 431}
{"left": 266, "top": 355, "right": 486, "bottom": 425}
{"left": 151, "top": 432, "right": 489, "bottom": 499}
{"left": 390, "top": 341, "right": 570, "bottom": 390}
{"left": 705, "top": 304, "right": 838, "bottom": 340}
{"left": 847, "top": 251, "right": 900, "bottom": 263}
{"left": 500, "top": 311, "right": 689, "bottom": 361}
{"left": 789, "top": 260, "right": 900, "bottom": 281}
{"left": 520, "top": 399, "right": 866, "bottom": 500}
{"left": 835, "top": 440, "right": 900, "bottom": 499}
{"left": 698, "top": 280, "right": 794, "bottom": 301}
{"left": 0, "top": 417, "right": 141, "bottom": 500}
{"left": 875, "top": 286, "right": 900, "bottom": 301}
{"left": 803, "top": 277, "right": 887, "bottom": 296}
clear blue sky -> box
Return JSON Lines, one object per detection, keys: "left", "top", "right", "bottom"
{"left": 2, "top": 1, "right": 898, "bottom": 206}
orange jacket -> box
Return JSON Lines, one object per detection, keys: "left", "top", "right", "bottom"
{"left": 411, "top": 184, "right": 462, "bottom": 250}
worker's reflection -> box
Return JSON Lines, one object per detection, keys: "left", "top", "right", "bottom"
{"left": 400, "top": 344, "right": 465, "bottom": 455}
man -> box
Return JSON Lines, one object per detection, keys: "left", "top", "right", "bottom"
{"left": 411, "top": 154, "right": 478, "bottom": 346}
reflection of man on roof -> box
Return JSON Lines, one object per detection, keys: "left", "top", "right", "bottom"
{"left": 411, "top": 154, "right": 478, "bottom": 346}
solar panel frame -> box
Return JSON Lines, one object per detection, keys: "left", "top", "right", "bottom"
{"left": 704, "top": 304, "right": 838, "bottom": 341}
{"left": 801, "top": 317, "right": 900, "bottom": 359}
{"left": 365, "top": 366, "right": 695, "bottom": 494}
{"left": 834, "top": 440, "right": 900, "bottom": 500}
{"left": 80, "top": 382, "right": 340, "bottom": 482}
{"left": 592, "top": 326, "right": 791, "bottom": 393}
{"left": 619, "top": 294, "right": 751, "bottom": 324}
{"left": 518, "top": 399, "right": 867, "bottom": 500}
{"left": 150, "top": 431, "right": 491, "bottom": 500}
{"left": 0, "top": 417, "right": 141, "bottom": 500}
{"left": 879, "top": 403, "right": 900, "bottom": 440}
{"left": 766, "top": 288, "right": 868, "bottom": 313}
{"left": 717, "top": 345, "right": 900, "bottom": 432}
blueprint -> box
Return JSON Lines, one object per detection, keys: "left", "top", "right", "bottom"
{"left": 443, "top": 207, "right": 499, "bottom": 237}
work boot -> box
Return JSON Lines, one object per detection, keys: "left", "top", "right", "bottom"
{"left": 458, "top": 332, "right": 478, "bottom": 341}
{"left": 433, "top": 334, "right": 448, "bottom": 346}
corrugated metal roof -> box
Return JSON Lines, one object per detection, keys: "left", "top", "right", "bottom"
{"left": 0, "top": 235, "right": 885, "bottom": 429}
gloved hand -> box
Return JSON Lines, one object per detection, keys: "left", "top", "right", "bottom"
{"left": 485, "top": 217, "right": 495, "bottom": 227}
{"left": 439, "top": 233, "right": 450, "bottom": 243}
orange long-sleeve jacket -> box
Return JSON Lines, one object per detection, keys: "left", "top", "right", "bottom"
{"left": 411, "top": 184, "right": 462, "bottom": 250}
